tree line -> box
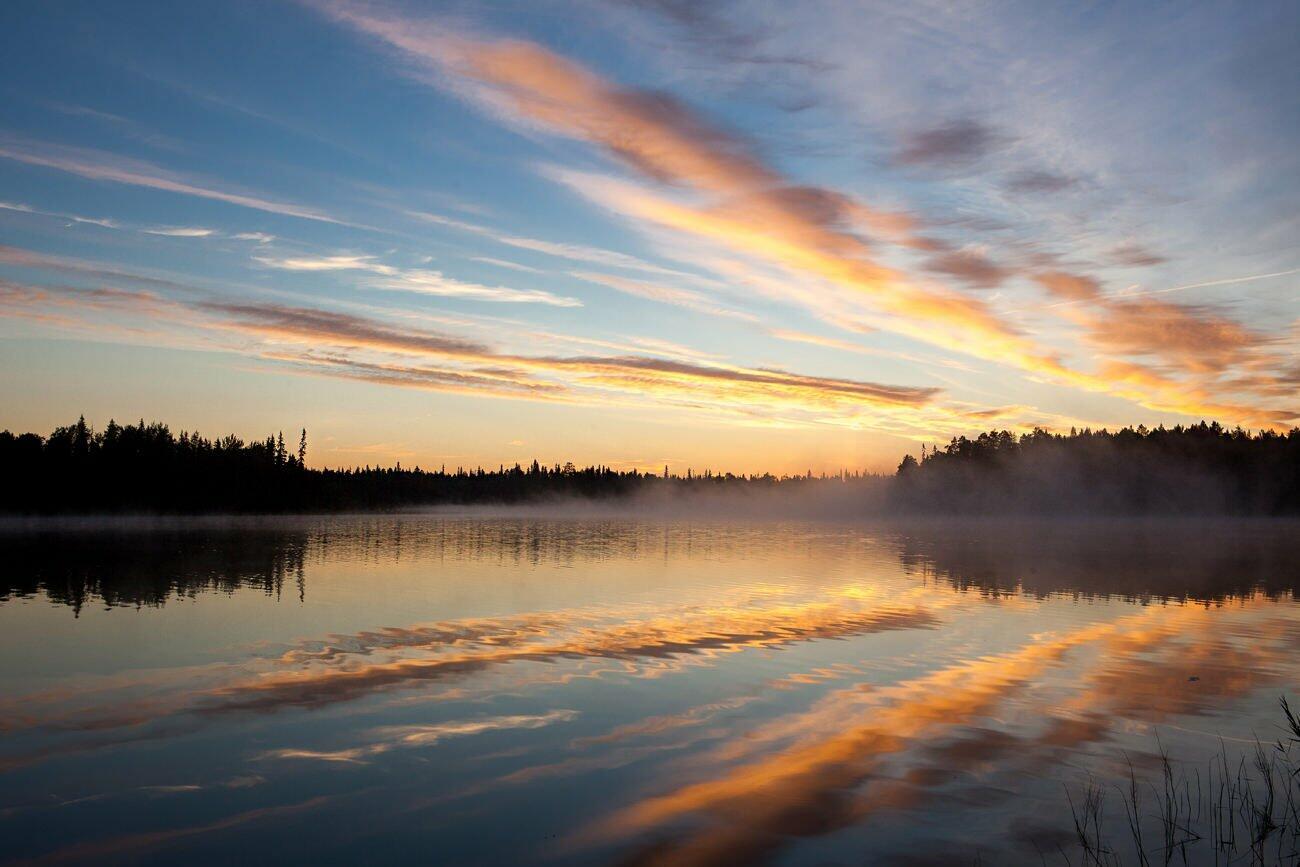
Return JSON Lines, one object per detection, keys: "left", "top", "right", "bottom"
{"left": 891, "top": 422, "right": 1300, "bottom": 515}
{"left": 0, "top": 416, "right": 877, "bottom": 514}
{"left": 2, "top": 417, "right": 1296, "bottom": 515}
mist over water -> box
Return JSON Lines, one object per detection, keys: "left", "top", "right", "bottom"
{"left": 0, "top": 515, "right": 1297, "bottom": 865}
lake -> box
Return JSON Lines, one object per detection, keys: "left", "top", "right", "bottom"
{"left": 1, "top": 515, "right": 1297, "bottom": 865}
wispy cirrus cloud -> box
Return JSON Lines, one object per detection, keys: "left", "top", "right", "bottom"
{"left": 232, "top": 232, "right": 276, "bottom": 244}
{"left": 42, "top": 100, "right": 187, "bottom": 152}
{"left": 254, "top": 253, "right": 581, "bottom": 306}
{"left": 141, "top": 226, "right": 216, "bottom": 238}
{"left": 407, "top": 209, "right": 690, "bottom": 277}
{"left": 570, "top": 270, "right": 757, "bottom": 321}
{"left": 316, "top": 5, "right": 779, "bottom": 196}
{"left": 0, "top": 136, "right": 343, "bottom": 224}
{"left": 0, "top": 244, "right": 198, "bottom": 293}
{"left": 767, "top": 328, "right": 973, "bottom": 373}
{"left": 0, "top": 200, "right": 121, "bottom": 228}
{"left": 1, "top": 261, "right": 957, "bottom": 428}
{"left": 201, "top": 298, "right": 942, "bottom": 416}
{"left": 469, "top": 256, "right": 543, "bottom": 273}
{"left": 254, "top": 254, "right": 397, "bottom": 274}
{"left": 0, "top": 200, "right": 276, "bottom": 244}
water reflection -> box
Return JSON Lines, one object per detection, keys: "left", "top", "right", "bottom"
{"left": 0, "top": 522, "right": 308, "bottom": 613}
{"left": 4, "top": 516, "right": 1297, "bottom": 611}
{"left": 586, "top": 601, "right": 1298, "bottom": 866}
{"left": 892, "top": 517, "right": 1300, "bottom": 601}
{"left": 0, "top": 516, "right": 1296, "bottom": 865}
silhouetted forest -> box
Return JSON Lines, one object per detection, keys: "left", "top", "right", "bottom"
{"left": 891, "top": 423, "right": 1300, "bottom": 515}
{"left": 0, "top": 416, "right": 873, "bottom": 514}
{"left": 0, "top": 417, "right": 1296, "bottom": 515}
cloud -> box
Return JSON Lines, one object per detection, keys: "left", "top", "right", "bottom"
{"left": 255, "top": 254, "right": 396, "bottom": 274}
{"left": 1003, "top": 169, "right": 1078, "bottom": 194}
{"left": 1036, "top": 269, "right": 1272, "bottom": 375}
{"left": 374, "top": 273, "right": 582, "bottom": 307}
{"left": 571, "top": 270, "right": 757, "bottom": 321}
{"left": 0, "top": 136, "right": 343, "bottom": 224}
{"left": 223, "top": 301, "right": 939, "bottom": 413}
{"left": 550, "top": 169, "right": 1039, "bottom": 368}
{"left": 618, "top": 0, "right": 827, "bottom": 71}
{"left": 1110, "top": 241, "right": 1167, "bottom": 268}
{"left": 2, "top": 257, "right": 964, "bottom": 428}
{"left": 495, "top": 233, "right": 689, "bottom": 276}
{"left": 181, "top": 297, "right": 945, "bottom": 423}
{"left": 581, "top": 175, "right": 1286, "bottom": 422}
{"left": 272, "top": 352, "right": 568, "bottom": 400}
{"left": 470, "top": 256, "right": 543, "bottom": 273}
{"left": 894, "top": 119, "right": 1005, "bottom": 167}
{"left": 1116, "top": 268, "right": 1300, "bottom": 302}
{"left": 1087, "top": 298, "right": 1263, "bottom": 374}
{"left": 547, "top": 354, "right": 941, "bottom": 406}
{"left": 254, "top": 253, "right": 582, "bottom": 306}
{"left": 0, "top": 244, "right": 198, "bottom": 293}
{"left": 923, "top": 248, "right": 1010, "bottom": 289}
{"left": 42, "top": 100, "right": 187, "bottom": 152}
{"left": 0, "top": 200, "right": 120, "bottom": 228}
{"left": 201, "top": 301, "right": 495, "bottom": 358}
{"left": 408, "top": 209, "right": 692, "bottom": 277}
{"left": 318, "top": 7, "right": 777, "bottom": 195}
{"left": 142, "top": 226, "right": 216, "bottom": 238}
{"left": 766, "top": 329, "right": 973, "bottom": 372}
{"left": 1033, "top": 270, "right": 1102, "bottom": 302}
{"left": 1, "top": 201, "right": 266, "bottom": 242}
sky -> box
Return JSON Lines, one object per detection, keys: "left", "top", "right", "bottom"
{"left": 0, "top": 1, "right": 1296, "bottom": 474}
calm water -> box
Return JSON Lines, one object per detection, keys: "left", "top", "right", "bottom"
{"left": 0, "top": 516, "right": 1297, "bottom": 865}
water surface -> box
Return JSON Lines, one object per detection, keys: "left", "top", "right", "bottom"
{"left": 1, "top": 516, "right": 1297, "bottom": 865}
